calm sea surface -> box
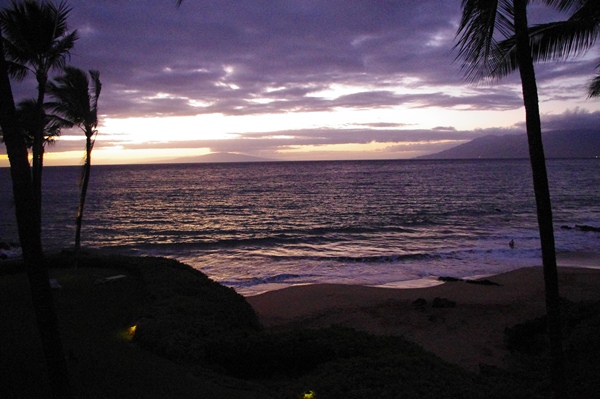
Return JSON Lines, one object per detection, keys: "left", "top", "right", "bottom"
{"left": 1, "top": 159, "right": 599, "bottom": 295}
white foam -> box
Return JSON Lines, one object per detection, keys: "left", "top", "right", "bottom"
{"left": 371, "top": 277, "right": 444, "bottom": 289}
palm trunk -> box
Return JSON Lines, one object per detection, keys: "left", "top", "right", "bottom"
{"left": 0, "top": 41, "right": 72, "bottom": 399}
{"left": 513, "top": 1, "right": 564, "bottom": 397}
{"left": 75, "top": 134, "right": 93, "bottom": 254}
{"left": 33, "top": 73, "right": 47, "bottom": 235}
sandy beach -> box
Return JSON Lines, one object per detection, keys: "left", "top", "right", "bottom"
{"left": 247, "top": 252, "right": 600, "bottom": 370}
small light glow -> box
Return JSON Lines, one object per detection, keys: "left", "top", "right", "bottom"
{"left": 119, "top": 325, "right": 137, "bottom": 341}
{"left": 302, "top": 390, "right": 316, "bottom": 399}
{"left": 128, "top": 325, "right": 137, "bottom": 337}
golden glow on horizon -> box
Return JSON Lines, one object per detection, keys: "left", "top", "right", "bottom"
{"left": 4, "top": 91, "right": 597, "bottom": 166}
{"left": 0, "top": 105, "right": 522, "bottom": 166}
{"left": 100, "top": 105, "right": 524, "bottom": 142}
{"left": 32, "top": 147, "right": 210, "bottom": 166}
{"left": 280, "top": 142, "right": 394, "bottom": 154}
{"left": 279, "top": 139, "right": 464, "bottom": 156}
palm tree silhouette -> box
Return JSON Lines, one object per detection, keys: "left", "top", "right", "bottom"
{"left": 0, "top": 2, "right": 76, "bottom": 397}
{"left": 0, "top": 41, "right": 73, "bottom": 399}
{"left": 1, "top": 0, "right": 78, "bottom": 231}
{"left": 47, "top": 67, "right": 102, "bottom": 258}
{"left": 15, "top": 98, "right": 64, "bottom": 148}
{"left": 493, "top": 1, "right": 600, "bottom": 97}
{"left": 455, "top": 1, "right": 567, "bottom": 396}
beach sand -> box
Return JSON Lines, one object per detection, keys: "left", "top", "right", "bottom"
{"left": 247, "top": 252, "right": 600, "bottom": 370}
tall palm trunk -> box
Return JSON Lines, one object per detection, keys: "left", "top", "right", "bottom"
{"left": 0, "top": 40, "right": 72, "bottom": 399}
{"left": 32, "top": 73, "right": 48, "bottom": 232}
{"left": 75, "top": 131, "right": 93, "bottom": 253}
{"left": 513, "top": 0, "right": 564, "bottom": 396}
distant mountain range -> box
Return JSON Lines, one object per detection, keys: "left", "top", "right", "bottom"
{"left": 417, "top": 129, "right": 600, "bottom": 159}
{"left": 167, "top": 131, "right": 600, "bottom": 164}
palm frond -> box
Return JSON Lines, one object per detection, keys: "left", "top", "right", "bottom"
{"left": 542, "top": 0, "right": 588, "bottom": 12}
{"left": 0, "top": 0, "right": 77, "bottom": 75}
{"left": 490, "top": 0, "right": 600, "bottom": 79}
{"left": 16, "top": 98, "right": 69, "bottom": 147}
{"left": 5, "top": 59, "right": 28, "bottom": 81}
{"left": 47, "top": 30, "right": 79, "bottom": 69}
{"left": 534, "top": 0, "right": 600, "bottom": 60}
{"left": 47, "top": 66, "right": 102, "bottom": 137}
{"left": 588, "top": 74, "right": 600, "bottom": 97}
{"left": 48, "top": 1, "right": 73, "bottom": 35}
{"left": 88, "top": 70, "right": 101, "bottom": 129}
{"left": 47, "top": 66, "right": 91, "bottom": 126}
{"left": 455, "top": 0, "right": 515, "bottom": 82}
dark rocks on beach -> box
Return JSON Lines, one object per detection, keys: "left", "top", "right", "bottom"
{"left": 576, "top": 224, "right": 600, "bottom": 232}
{"left": 0, "top": 242, "right": 14, "bottom": 260}
{"left": 432, "top": 297, "right": 456, "bottom": 308}
{"left": 466, "top": 279, "right": 501, "bottom": 286}
{"left": 439, "top": 276, "right": 501, "bottom": 286}
{"left": 413, "top": 297, "right": 458, "bottom": 310}
{"left": 560, "top": 224, "right": 600, "bottom": 232}
{"left": 438, "top": 276, "right": 462, "bottom": 282}
{"left": 438, "top": 276, "right": 500, "bottom": 286}
{"left": 412, "top": 298, "right": 427, "bottom": 311}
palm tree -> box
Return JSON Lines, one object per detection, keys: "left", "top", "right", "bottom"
{"left": 47, "top": 67, "right": 102, "bottom": 257}
{"left": 544, "top": 1, "right": 600, "bottom": 97}
{"left": 506, "top": 1, "right": 600, "bottom": 97}
{"left": 0, "top": 32, "right": 73, "bottom": 399}
{"left": 455, "top": 1, "right": 570, "bottom": 396}
{"left": 16, "top": 98, "right": 64, "bottom": 148}
{"left": 1, "top": 0, "right": 78, "bottom": 232}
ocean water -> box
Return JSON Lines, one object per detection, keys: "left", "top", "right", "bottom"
{"left": 1, "top": 159, "right": 599, "bottom": 295}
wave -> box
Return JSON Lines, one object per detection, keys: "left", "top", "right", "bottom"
{"left": 99, "top": 225, "right": 419, "bottom": 252}
{"left": 261, "top": 252, "right": 441, "bottom": 264}
{"left": 220, "top": 273, "right": 314, "bottom": 288}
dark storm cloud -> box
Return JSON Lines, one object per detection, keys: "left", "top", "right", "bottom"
{"left": 4, "top": 0, "right": 592, "bottom": 118}
{"left": 45, "top": 0, "right": 472, "bottom": 117}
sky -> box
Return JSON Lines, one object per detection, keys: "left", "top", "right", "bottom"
{"left": 1, "top": 0, "right": 600, "bottom": 166}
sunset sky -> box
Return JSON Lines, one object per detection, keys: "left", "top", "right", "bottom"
{"left": 1, "top": 0, "right": 600, "bottom": 166}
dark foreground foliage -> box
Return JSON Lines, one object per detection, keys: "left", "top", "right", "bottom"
{"left": 503, "top": 299, "right": 600, "bottom": 398}
{"left": 2, "top": 253, "right": 600, "bottom": 398}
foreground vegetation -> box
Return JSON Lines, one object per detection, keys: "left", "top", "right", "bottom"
{"left": 1, "top": 253, "right": 599, "bottom": 398}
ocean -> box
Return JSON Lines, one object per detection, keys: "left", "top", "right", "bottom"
{"left": 1, "top": 159, "right": 599, "bottom": 295}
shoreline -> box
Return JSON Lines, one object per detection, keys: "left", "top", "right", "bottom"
{"left": 241, "top": 251, "right": 600, "bottom": 297}
{"left": 247, "top": 256, "right": 600, "bottom": 369}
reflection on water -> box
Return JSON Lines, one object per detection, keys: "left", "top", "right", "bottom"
{"left": 1, "top": 159, "right": 599, "bottom": 294}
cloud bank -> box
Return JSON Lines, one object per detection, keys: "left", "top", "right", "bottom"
{"left": 1, "top": 0, "right": 599, "bottom": 164}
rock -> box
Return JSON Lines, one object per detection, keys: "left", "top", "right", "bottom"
{"left": 432, "top": 297, "right": 456, "bottom": 308}
{"left": 438, "top": 276, "right": 463, "bottom": 282}
{"left": 466, "top": 279, "right": 501, "bottom": 286}
{"left": 412, "top": 298, "right": 427, "bottom": 310}
{"left": 575, "top": 224, "right": 600, "bottom": 233}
